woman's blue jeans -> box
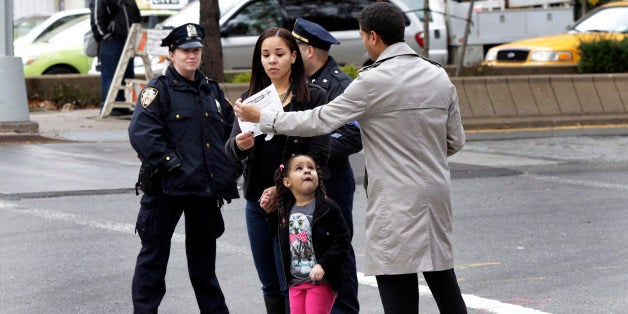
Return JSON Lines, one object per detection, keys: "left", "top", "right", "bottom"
{"left": 245, "top": 200, "right": 287, "bottom": 298}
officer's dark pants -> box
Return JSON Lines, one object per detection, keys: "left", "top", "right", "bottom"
{"left": 132, "top": 192, "right": 228, "bottom": 314}
{"left": 375, "top": 270, "right": 467, "bottom": 314}
{"left": 325, "top": 164, "right": 359, "bottom": 314}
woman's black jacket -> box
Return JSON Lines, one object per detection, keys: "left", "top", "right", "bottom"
{"left": 224, "top": 83, "right": 330, "bottom": 201}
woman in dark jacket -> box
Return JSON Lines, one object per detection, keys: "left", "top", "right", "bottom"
{"left": 224, "top": 27, "right": 330, "bottom": 313}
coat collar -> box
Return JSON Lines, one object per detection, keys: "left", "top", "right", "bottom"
{"left": 360, "top": 42, "right": 418, "bottom": 73}
{"left": 375, "top": 42, "right": 417, "bottom": 62}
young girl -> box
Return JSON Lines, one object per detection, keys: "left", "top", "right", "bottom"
{"left": 268, "top": 154, "right": 350, "bottom": 314}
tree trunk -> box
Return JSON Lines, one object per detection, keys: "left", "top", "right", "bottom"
{"left": 199, "top": 0, "right": 224, "bottom": 82}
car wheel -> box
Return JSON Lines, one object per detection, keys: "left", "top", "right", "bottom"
{"left": 43, "top": 65, "right": 79, "bottom": 75}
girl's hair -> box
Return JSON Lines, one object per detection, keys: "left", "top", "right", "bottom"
{"left": 248, "top": 27, "right": 309, "bottom": 104}
{"left": 273, "top": 154, "right": 328, "bottom": 230}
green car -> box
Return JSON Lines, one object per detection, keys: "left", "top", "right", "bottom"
{"left": 17, "top": 16, "right": 93, "bottom": 76}
{"left": 16, "top": 10, "right": 174, "bottom": 76}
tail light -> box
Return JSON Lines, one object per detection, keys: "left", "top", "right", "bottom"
{"left": 415, "top": 32, "right": 425, "bottom": 48}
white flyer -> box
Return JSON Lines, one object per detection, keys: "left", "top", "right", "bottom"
{"left": 238, "top": 83, "right": 284, "bottom": 141}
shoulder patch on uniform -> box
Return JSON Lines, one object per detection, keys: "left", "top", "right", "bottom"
{"left": 140, "top": 87, "right": 158, "bottom": 108}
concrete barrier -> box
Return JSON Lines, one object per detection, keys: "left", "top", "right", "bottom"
{"left": 24, "top": 73, "right": 628, "bottom": 130}
{"left": 452, "top": 73, "right": 628, "bottom": 129}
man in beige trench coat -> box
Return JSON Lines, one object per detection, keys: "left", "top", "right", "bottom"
{"left": 234, "top": 2, "right": 467, "bottom": 313}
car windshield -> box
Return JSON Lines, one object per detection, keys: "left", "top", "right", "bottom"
{"left": 159, "top": 0, "right": 240, "bottom": 28}
{"left": 574, "top": 7, "right": 628, "bottom": 33}
{"left": 37, "top": 15, "right": 89, "bottom": 45}
{"left": 14, "top": 15, "right": 50, "bottom": 39}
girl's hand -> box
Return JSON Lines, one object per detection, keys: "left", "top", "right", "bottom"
{"left": 235, "top": 131, "right": 254, "bottom": 150}
{"left": 310, "top": 264, "right": 325, "bottom": 282}
{"left": 259, "top": 186, "right": 277, "bottom": 213}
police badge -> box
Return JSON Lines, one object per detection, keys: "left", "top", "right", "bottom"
{"left": 187, "top": 24, "right": 198, "bottom": 38}
{"left": 140, "top": 87, "right": 158, "bottom": 108}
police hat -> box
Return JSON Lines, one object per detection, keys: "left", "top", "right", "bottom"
{"left": 161, "top": 23, "right": 205, "bottom": 50}
{"left": 292, "top": 18, "right": 339, "bottom": 51}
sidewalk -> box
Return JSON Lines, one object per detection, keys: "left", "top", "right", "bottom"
{"left": 30, "top": 109, "right": 130, "bottom": 142}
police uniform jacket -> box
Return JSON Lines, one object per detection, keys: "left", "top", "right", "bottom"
{"left": 269, "top": 190, "right": 350, "bottom": 292}
{"left": 225, "top": 84, "right": 330, "bottom": 201}
{"left": 259, "top": 42, "right": 465, "bottom": 275}
{"left": 309, "top": 56, "right": 362, "bottom": 171}
{"left": 129, "top": 66, "right": 240, "bottom": 202}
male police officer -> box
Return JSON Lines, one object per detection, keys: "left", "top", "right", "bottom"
{"left": 293, "top": 18, "right": 362, "bottom": 314}
{"left": 128, "top": 23, "right": 239, "bottom": 313}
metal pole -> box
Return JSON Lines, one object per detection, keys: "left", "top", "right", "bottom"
{"left": 454, "top": 0, "right": 475, "bottom": 77}
{"left": 422, "top": 0, "right": 430, "bottom": 58}
{"left": 0, "top": 0, "right": 12, "bottom": 56}
{"left": 0, "top": 0, "right": 38, "bottom": 133}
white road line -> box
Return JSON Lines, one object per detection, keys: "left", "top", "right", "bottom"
{"left": 357, "top": 272, "right": 551, "bottom": 314}
{"left": 4, "top": 202, "right": 550, "bottom": 313}
{"left": 1, "top": 204, "right": 243, "bottom": 254}
{"left": 524, "top": 174, "right": 628, "bottom": 191}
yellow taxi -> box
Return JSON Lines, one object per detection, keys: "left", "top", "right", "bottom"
{"left": 483, "top": 1, "right": 627, "bottom": 66}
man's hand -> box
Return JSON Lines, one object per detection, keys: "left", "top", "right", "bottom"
{"left": 234, "top": 98, "right": 262, "bottom": 123}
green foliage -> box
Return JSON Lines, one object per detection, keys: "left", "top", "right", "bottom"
{"left": 228, "top": 71, "right": 252, "bottom": 83}
{"left": 577, "top": 36, "right": 628, "bottom": 73}
{"left": 339, "top": 64, "right": 360, "bottom": 79}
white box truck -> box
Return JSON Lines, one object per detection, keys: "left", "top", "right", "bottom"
{"left": 403, "top": 0, "right": 574, "bottom": 65}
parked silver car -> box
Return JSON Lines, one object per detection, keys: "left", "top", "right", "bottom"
{"left": 157, "top": 0, "right": 427, "bottom": 69}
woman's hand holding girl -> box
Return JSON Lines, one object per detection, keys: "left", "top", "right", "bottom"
{"left": 259, "top": 186, "right": 278, "bottom": 213}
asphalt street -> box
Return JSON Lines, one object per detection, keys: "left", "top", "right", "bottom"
{"left": 1, "top": 111, "right": 627, "bottom": 313}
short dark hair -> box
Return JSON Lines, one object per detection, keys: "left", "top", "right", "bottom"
{"left": 249, "top": 27, "right": 309, "bottom": 103}
{"left": 358, "top": 2, "right": 405, "bottom": 46}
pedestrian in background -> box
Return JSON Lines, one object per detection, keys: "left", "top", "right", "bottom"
{"left": 224, "top": 27, "right": 330, "bottom": 314}
{"left": 233, "top": 2, "right": 468, "bottom": 313}
{"left": 89, "top": 0, "right": 140, "bottom": 115}
{"left": 128, "top": 23, "right": 240, "bottom": 313}
{"left": 268, "top": 154, "right": 350, "bottom": 314}
{"left": 293, "top": 17, "right": 361, "bottom": 314}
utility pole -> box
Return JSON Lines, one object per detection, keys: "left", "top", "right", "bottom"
{"left": 0, "top": 0, "right": 38, "bottom": 133}
{"left": 455, "top": 0, "right": 475, "bottom": 77}
{"left": 422, "top": 0, "right": 430, "bottom": 58}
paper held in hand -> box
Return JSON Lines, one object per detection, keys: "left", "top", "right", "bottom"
{"left": 238, "top": 84, "right": 284, "bottom": 141}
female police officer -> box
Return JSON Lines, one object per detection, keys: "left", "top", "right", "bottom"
{"left": 128, "top": 23, "right": 240, "bottom": 313}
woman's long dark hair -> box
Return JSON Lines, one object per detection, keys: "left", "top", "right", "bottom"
{"left": 248, "top": 27, "right": 309, "bottom": 104}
